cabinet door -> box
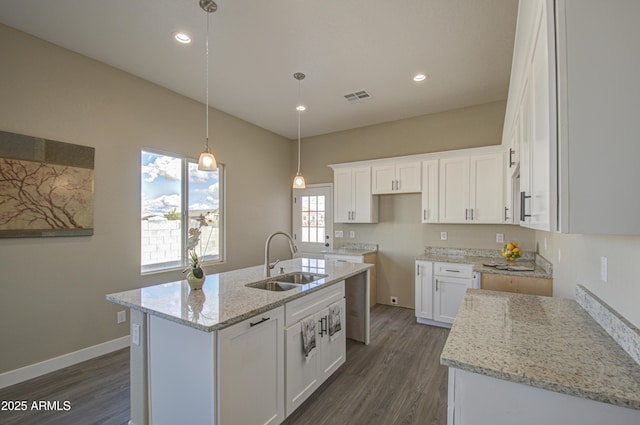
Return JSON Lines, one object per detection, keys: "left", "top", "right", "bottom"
{"left": 528, "top": 0, "right": 554, "bottom": 232}
{"left": 352, "top": 167, "right": 376, "bottom": 223}
{"left": 396, "top": 161, "right": 422, "bottom": 193}
{"left": 285, "top": 316, "right": 321, "bottom": 416}
{"left": 318, "top": 299, "right": 346, "bottom": 382}
{"left": 371, "top": 163, "right": 395, "bottom": 194}
{"left": 415, "top": 261, "right": 433, "bottom": 319}
{"left": 439, "top": 157, "right": 470, "bottom": 223}
{"left": 218, "top": 306, "right": 285, "bottom": 425}
{"left": 469, "top": 153, "right": 504, "bottom": 223}
{"left": 421, "top": 160, "right": 438, "bottom": 223}
{"left": 433, "top": 275, "right": 471, "bottom": 324}
{"left": 333, "top": 168, "right": 352, "bottom": 223}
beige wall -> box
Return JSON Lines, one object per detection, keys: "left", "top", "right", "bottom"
{"left": 0, "top": 24, "right": 294, "bottom": 373}
{"left": 297, "top": 101, "right": 536, "bottom": 309}
{"left": 535, "top": 231, "right": 640, "bottom": 328}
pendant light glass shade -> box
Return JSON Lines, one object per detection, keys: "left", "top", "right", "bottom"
{"left": 197, "top": 0, "right": 218, "bottom": 172}
{"left": 292, "top": 72, "right": 306, "bottom": 189}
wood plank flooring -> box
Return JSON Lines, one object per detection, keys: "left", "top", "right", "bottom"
{"left": 283, "top": 304, "right": 450, "bottom": 425}
{"left": 0, "top": 304, "right": 449, "bottom": 425}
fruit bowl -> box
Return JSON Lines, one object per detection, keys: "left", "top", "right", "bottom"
{"left": 502, "top": 241, "right": 522, "bottom": 261}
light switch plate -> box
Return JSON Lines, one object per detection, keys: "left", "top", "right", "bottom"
{"left": 335, "top": 230, "right": 343, "bottom": 238}
{"left": 496, "top": 233, "right": 504, "bottom": 243}
{"left": 117, "top": 310, "right": 126, "bottom": 324}
{"left": 440, "top": 232, "right": 448, "bottom": 241}
{"left": 132, "top": 324, "right": 140, "bottom": 346}
{"left": 349, "top": 230, "right": 355, "bottom": 239}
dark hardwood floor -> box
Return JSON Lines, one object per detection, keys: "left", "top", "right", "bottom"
{"left": 0, "top": 304, "right": 448, "bottom": 425}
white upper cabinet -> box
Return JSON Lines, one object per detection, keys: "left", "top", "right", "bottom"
{"left": 504, "top": 0, "right": 640, "bottom": 234}
{"left": 439, "top": 152, "right": 504, "bottom": 224}
{"left": 372, "top": 159, "right": 421, "bottom": 194}
{"left": 331, "top": 165, "right": 378, "bottom": 223}
{"left": 421, "top": 160, "right": 439, "bottom": 223}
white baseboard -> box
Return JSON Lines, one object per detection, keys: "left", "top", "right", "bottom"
{"left": 0, "top": 335, "right": 130, "bottom": 390}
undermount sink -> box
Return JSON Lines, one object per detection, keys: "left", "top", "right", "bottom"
{"left": 274, "top": 272, "right": 328, "bottom": 284}
{"left": 246, "top": 281, "right": 300, "bottom": 291}
{"left": 245, "top": 272, "right": 328, "bottom": 291}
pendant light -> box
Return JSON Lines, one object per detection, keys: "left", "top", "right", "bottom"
{"left": 197, "top": 0, "right": 218, "bottom": 171}
{"left": 292, "top": 72, "right": 306, "bottom": 189}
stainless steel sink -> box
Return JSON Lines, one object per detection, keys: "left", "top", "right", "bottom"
{"left": 246, "top": 280, "right": 300, "bottom": 291}
{"left": 274, "top": 272, "right": 328, "bottom": 284}
{"left": 245, "top": 272, "right": 328, "bottom": 291}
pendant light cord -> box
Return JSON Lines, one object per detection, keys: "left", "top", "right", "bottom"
{"left": 205, "top": 11, "right": 210, "bottom": 151}
{"left": 297, "top": 79, "right": 301, "bottom": 174}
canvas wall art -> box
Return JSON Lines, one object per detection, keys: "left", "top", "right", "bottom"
{"left": 0, "top": 130, "right": 94, "bottom": 237}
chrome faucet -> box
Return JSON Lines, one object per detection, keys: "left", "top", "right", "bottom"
{"left": 264, "top": 231, "right": 298, "bottom": 277}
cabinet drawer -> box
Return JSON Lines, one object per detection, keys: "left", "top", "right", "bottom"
{"left": 433, "top": 262, "right": 473, "bottom": 279}
{"left": 285, "top": 281, "right": 345, "bottom": 327}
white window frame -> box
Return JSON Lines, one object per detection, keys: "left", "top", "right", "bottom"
{"left": 140, "top": 148, "right": 225, "bottom": 274}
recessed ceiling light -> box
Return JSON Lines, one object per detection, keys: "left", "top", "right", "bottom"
{"left": 172, "top": 32, "right": 192, "bottom": 44}
{"left": 413, "top": 73, "right": 428, "bottom": 82}
{"left": 296, "top": 105, "right": 306, "bottom": 111}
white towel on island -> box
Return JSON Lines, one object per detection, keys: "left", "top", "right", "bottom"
{"left": 301, "top": 315, "right": 316, "bottom": 358}
{"left": 328, "top": 301, "right": 342, "bottom": 340}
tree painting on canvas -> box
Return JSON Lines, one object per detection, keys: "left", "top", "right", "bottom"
{"left": 0, "top": 130, "right": 94, "bottom": 237}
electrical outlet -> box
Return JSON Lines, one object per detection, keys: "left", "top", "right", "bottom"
{"left": 440, "top": 232, "right": 448, "bottom": 241}
{"left": 349, "top": 230, "right": 355, "bottom": 238}
{"left": 601, "top": 256, "right": 608, "bottom": 283}
{"left": 496, "top": 233, "right": 504, "bottom": 243}
{"left": 132, "top": 324, "right": 140, "bottom": 346}
{"left": 117, "top": 310, "right": 126, "bottom": 324}
{"left": 335, "top": 230, "right": 343, "bottom": 238}
{"left": 390, "top": 296, "right": 398, "bottom": 305}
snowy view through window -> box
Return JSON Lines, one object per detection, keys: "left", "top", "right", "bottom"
{"left": 141, "top": 150, "right": 222, "bottom": 271}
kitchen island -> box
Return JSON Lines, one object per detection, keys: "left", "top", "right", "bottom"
{"left": 441, "top": 288, "right": 640, "bottom": 424}
{"left": 107, "top": 257, "right": 373, "bottom": 425}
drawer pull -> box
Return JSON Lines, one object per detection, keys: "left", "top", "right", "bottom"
{"left": 445, "top": 269, "right": 460, "bottom": 273}
{"left": 249, "top": 317, "right": 270, "bottom": 327}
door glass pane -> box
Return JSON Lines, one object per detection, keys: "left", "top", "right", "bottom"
{"left": 299, "top": 195, "right": 326, "bottom": 245}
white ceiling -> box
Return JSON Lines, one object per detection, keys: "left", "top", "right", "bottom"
{"left": 0, "top": 0, "right": 518, "bottom": 140}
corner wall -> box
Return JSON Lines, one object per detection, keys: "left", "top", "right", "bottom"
{"left": 0, "top": 24, "right": 293, "bottom": 374}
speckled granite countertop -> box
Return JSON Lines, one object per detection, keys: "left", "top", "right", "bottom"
{"left": 107, "top": 258, "right": 373, "bottom": 333}
{"left": 322, "top": 243, "right": 378, "bottom": 256}
{"left": 441, "top": 289, "right": 640, "bottom": 410}
{"left": 416, "top": 247, "right": 552, "bottom": 279}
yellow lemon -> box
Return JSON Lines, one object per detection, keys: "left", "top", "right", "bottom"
{"left": 507, "top": 243, "right": 514, "bottom": 250}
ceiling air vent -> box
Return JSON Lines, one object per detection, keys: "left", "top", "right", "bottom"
{"left": 344, "top": 90, "right": 372, "bottom": 103}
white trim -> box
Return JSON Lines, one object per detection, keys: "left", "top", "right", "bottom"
{"left": 0, "top": 335, "right": 130, "bottom": 389}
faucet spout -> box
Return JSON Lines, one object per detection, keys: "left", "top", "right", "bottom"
{"left": 264, "top": 231, "right": 298, "bottom": 277}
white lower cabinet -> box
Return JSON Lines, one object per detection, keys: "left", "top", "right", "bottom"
{"left": 284, "top": 282, "right": 346, "bottom": 416}
{"left": 415, "top": 261, "right": 477, "bottom": 328}
{"left": 448, "top": 368, "right": 640, "bottom": 425}
{"left": 218, "top": 306, "right": 285, "bottom": 425}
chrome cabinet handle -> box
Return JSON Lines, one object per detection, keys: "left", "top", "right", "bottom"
{"left": 465, "top": 208, "right": 469, "bottom": 220}
{"left": 318, "top": 316, "right": 328, "bottom": 337}
{"left": 423, "top": 209, "right": 427, "bottom": 220}
{"left": 435, "top": 279, "right": 439, "bottom": 291}
{"left": 509, "top": 148, "right": 515, "bottom": 167}
{"left": 445, "top": 269, "right": 460, "bottom": 273}
{"left": 417, "top": 264, "right": 420, "bottom": 276}
{"left": 504, "top": 206, "right": 509, "bottom": 221}
{"left": 470, "top": 209, "right": 474, "bottom": 220}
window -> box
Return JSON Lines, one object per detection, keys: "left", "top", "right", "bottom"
{"left": 301, "top": 195, "right": 325, "bottom": 243}
{"left": 140, "top": 149, "right": 224, "bottom": 273}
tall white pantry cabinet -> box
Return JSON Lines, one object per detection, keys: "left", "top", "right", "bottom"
{"left": 503, "top": 0, "right": 640, "bottom": 235}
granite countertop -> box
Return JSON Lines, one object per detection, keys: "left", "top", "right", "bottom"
{"left": 441, "top": 289, "right": 640, "bottom": 410}
{"left": 322, "top": 243, "right": 378, "bottom": 256}
{"left": 107, "top": 258, "right": 373, "bottom": 333}
{"left": 416, "top": 247, "right": 552, "bottom": 279}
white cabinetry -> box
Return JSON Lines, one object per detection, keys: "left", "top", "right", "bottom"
{"left": 415, "top": 261, "right": 477, "bottom": 328}
{"left": 421, "top": 160, "right": 438, "bottom": 223}
{"left": 504, "top": 0, "right": 640, "bottom": 234}
{"left": 284, "top": 282, "right": 345, "bottom": 416}
{"left": 372, "top": 159, "right": 421, "bottom": 194}
{"left": 218, "top": 306, "right": 285, "bottom": 425}
{"left": 448, "top": 368, "right": 640, "bottom": 425}
{"left": 439, "top": 152, "right": 504, "bottom": 224}
{"left": 332, "top": 166, "right": 378, "bottom": 223}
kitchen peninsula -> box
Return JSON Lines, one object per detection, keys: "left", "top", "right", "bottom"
{"left": 107, "top": 258, "right": 373, "bottom": 425}
{"left": 441, "top": 288, "right": 640, "bottom": 424}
